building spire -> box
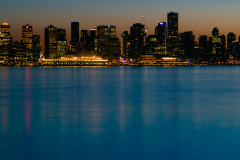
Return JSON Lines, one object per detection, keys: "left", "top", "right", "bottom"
{"left": 4, "top": 16, "right": 6, "bottom": 23}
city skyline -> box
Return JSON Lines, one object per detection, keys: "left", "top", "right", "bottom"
{"left": 2, "top": 0, "right": 240, "bottom": 45}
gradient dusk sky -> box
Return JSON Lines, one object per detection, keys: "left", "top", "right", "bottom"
{"left": 1, "top": 0, "right": 240, "bottom": 46}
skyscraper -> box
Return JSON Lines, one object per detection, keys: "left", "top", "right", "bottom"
{"left": 57, "top": 28, "right": 67, "bottom": 58}
{"left": 155, "top": 22, "right": 167, "bottom": 55}
{"left": 129, "top": 23, "right": 145, "bottom": 59}
{"left": 32, "top": 35, "right": 41, "bottom": 59}
{"left": 22, "top": 24, "right": 33, "bottom": 52}
{"left": 95, "top": 25, "right": 119, "bottom": 60}
{"left": 155, "top": 22, "right": 166, "bottom": 46}
{"left": 80, "top": 30, "right": 89, "bottom": 51}
{"left": 167, "top": 12, "right": 178, "bottom": 38}
{"left": 0, "top": 17, "right": 12, "bottom": 57}
{"left": 45, "top": 25, "right": 57, "bottom": 58}
{"left": 70, "top": 22, "right": 80, "bottom": 52}
{"left": 227, "top": 32, "right": 236, "bottom": 55}
{"left": 179, "top": 31, "right": 194, "bottom": 59}
{"left": 121, "top": 31, "right": 130, "bottom": 58}
{"left": 89, "top": 28, "right": 96, "bottom": 51}
{"left": 97, "top": 25, "right": 116, "bottom": 40}
{"left": 199, "top": 35, "right": 208, "bottom": 61}
{"left": 71, "top": 22, "right": 79, "bottom": 41}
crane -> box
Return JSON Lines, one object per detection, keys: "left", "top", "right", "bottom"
{"left": 142, "top": 16, "right": 148, "bottom": 38}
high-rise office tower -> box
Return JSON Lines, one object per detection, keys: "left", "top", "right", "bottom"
{"left": 146, "top": 35, "right": 158, "bottom": 54}
{"left": 179, "top": 31, "right": 194, "bottom": 58}
{"left": 167, "top": 12, "right": 178, "bottom": 38}
{"left": 227, "top": 32, "right": 236, "bottom": 55}
{"left": 97, "top": 25, "right": 116, "bottom": 40}
{"left": 70, "top": 22, "right": 80, "bottom": 52}
{"left": 95, "top": 25, "right": 119, "bottom": 60}
{"left": 121, "top": 31, "right": 130, "bottom": 58}
{"left": 104, "top": 25, "right": 116, "bottom": 39}
{"left": 0, "top": 17, "right": 12, "bottom": 57}
{"left": 155, "top": 22, "right": 167, "bottom": 46}
{"left": 129, "top": 23, "right": 145, "bottom": 59}
{"left": 209, "top": 29, "right": 222, "bottom": 62}
{"left": 45, "top": 25, "right": 57, "bottom": 58}
{"left": 219, "top": 34, "right": 226, "bottom": 60}
{"left": 80, "top": 30, "right": 89, "bottom": 51}
{"left": 89, "top": 28, "right": 96, "bottom": 51}
{"left": 71, "top": 22, "right": 79, "bottom": 41}
{"left": 57, "top": 28, "right": 67, "bottom": 57}
{"left": 22, "top": 24, "right": 33, "bottom": 52}
{"left": 199, "top": 35, "right": 208, "bottom": 61}
{"left": 32, "top": 35, "right": 41, "bottom": 59}
{"left": 97, "top": 25, "right": 105, "bottom": 39}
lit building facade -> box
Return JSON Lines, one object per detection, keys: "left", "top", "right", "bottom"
{"left": 22, "top": 24, "right": 33, "bottom": 52}
{"left": 0, "top": 18, "right": 12, "bottom": 58}
{"left": 57, "top": 28, "right": 67, "bottom": 58}
{"left": 45, "top": 25, "right": 57, "bottom": 58}
{"left": 95, "top": 25, "right": 119, "bottom": 60}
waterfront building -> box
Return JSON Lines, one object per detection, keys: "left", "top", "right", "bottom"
{"left": 32, "top": 35, "right": 41, "bottom": 59}
{"left": 121, "top": 31, "right": 130, "bottom": 59}
{"left": 57, "top": 28, "right": 67, "bottom": 58}
{"left": 80, "top": 30, "right": 90, "bottom": 51}
{"left": 179, "top": 31, "right": 194, "bottom": 59}
{"left": 129, "top": 23, "right": 145, "bottom": 59}
{"left": 95, "top": 25, "right": 119, "bottom": 60}
{"left": 70, "top": 22, "right": 80, "bottom": 52}
{"left": 45, "top": 25, "right": 57, "bottom": 58}
{"left": 89, "top": 28, "right": 96, "bottom": 51}
{"left": 199, "top": 35, "right": 208, "bottom": 61}
{"left": 146, "top": 35, "right": 160, "bottom": 55}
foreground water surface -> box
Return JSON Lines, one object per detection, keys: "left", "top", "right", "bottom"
{"left": 1, "top": 66, "right": 240, "bottom": 160}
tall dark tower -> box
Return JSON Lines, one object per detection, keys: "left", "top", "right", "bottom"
{"left": 71, "top": 22, "right": 79, "bottom": 42}
{"left": 70, "top": 22, "right": 80, "bottom": 52}
{"left": 212, "top": 27, "right": 219, "bottom": 38}
{"left": 167, "top": 12, "right": 178, "bottom": 38}
{"left": 32, "top": 35, "right": 41, "bottom": 59}
{"left": 89, "top": 28, "right": 96, "bottom": 51}
{"left": 199, "top": 35, "right": 208, "bottom": 61}
{"left": 227, "top": 32, "right": 236, "bottom": 54}
{"left": 45, "top": 25, "right": 57, "bottom": 58}
{"left": 129, "top": 23, "right": 145, "bottom": 59}
{"left": 155, "top": 22, "right": 167, "bottom": 55}
{"left": 80, "top": 30, "right": 89, "bottom": 51}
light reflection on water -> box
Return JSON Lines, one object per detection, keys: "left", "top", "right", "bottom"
{"left": 1, "top": 66, "right": 240, "bottom": 159}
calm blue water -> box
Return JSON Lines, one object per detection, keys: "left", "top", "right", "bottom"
{"left": 1, "top": 66, "right": 240, "bottom": 160}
